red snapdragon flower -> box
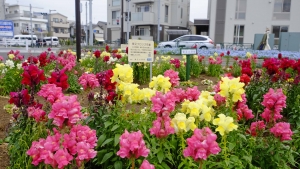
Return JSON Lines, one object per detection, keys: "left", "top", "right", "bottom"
{"left": 48, "top": 69, "right": 69, "bottom": 91}
{"left": 9, "top": 89, "right": 31, "bottom": 107}
{"left": 105, "top": 45, "right": 110, "bottom": 52}
{"left": 262, "top": 58, "right": 280, "bottom": 76}
{"left": 278, "top": 53, "right": 282, "bottom": 59}
{"left": 103, "top": 56, "right": 110, "bottom": 62}
{"left": 22, "top": 64, "right": 46, "bottom": 87}
{"left": 227, "top": 50, "right": 230, "bottom": 55}
{"left": 233, "top": 56, "right": 239, "bottom": 61}
{"left": 240, "top": 74, "right": 251, "bottom": 85}
{"left": 27, "top": 56, "right": 39, "bottom": 64}
{"left": 115, "top": 54, "right": 122, "bottom": 59}
{"left": 220, "top": 52, "right": 224, "bottom": 57}
{"left": 126, "top": 47, "right": 128, "bottom": 54}
{"left": 154, "top": 50, "right": 157, "bottom": 55}
{"left": 38, "top": 52, "right": 49, "bottom": 67}
{"left": 93, "top": 50, "right": 101, "bottom": 58}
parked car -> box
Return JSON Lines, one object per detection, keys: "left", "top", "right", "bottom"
{"left": 157, "top": 35, "right": 214, "bottom": 49}
{"left": 43, "top": 37, "right": 59, "bottom": 46}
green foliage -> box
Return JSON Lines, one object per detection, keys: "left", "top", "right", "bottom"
{"left": 207, "top": 64, "right": 223, "bottom": 77}
{"left": 232, "top": 61, "right": 241, "bottom": 77}
{"left": 132, "top": 63, "right": 150, "bottom": 84}
{"left": 0, "top": 67, "right": 23, "bottom": 96}
{"left": 66, "top": 72, "right": 82, "bottom": 94}
{"left": 190, "top": 58, "right": 204, "bottom": 78}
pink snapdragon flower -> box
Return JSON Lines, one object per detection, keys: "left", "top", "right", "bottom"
{"left": 249, "top": 121, "right": 266, "bottom": 137}
{"left": 117, "top": 130, "right": 150, "bottom": 159}
{"left": 261, "top": 88, "right": 286, "bottom": 122}
{"left": 185, "top": 86, "right": 201, "bottom": 101}
{"left": 164, "top": 69, "right": 180, "bottom": 87}
{"left": 37, "top": 84, "right": 64, "bottom": 104}
{"left": 78, "top": 73, "right": 100, "bottom": 90}
{"left": 170, "top": 58, "right": 181, "bottom": 68}
{"left": 140, "top": 160, "right": 155, "bottom": 169}
{"left": 27, "top": 106, "right": 46, "bottom": 122}
{"left": 236, "top": 94, "right": 254, "bottom": 120}
{"left": 169, "top": 88, "right": 187, "bottom": 103}
{"left": 151, "top": 91, "right": 176, "bottom": 116}
{"left": 48, "top": 95, "right": 82, "bottom": 127}
{"left": 214, "top": 93, "right": 226, "bottom": 106}
{"left": 54, "top": 149, "right": 73, "bottom": 169}
{"left": 270, "top": 122, "right": 293, "bottom": 141}
{"left": 183, "top": 127, "right": 221, "bottom": 161}
{"left": 149, "top": 116, "right": 174, "bottom": 138}
{"left": 27, "top": 139, "right": 45, "bottom": 166}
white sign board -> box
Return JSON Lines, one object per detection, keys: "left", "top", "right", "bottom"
{"left": 181, "top": 49, "right": 197, "bottom": 55}
{"left": 121, "top": 44, "right": 128, "bottom": 51}
{"left": 128, "top": 39, "right": 154, "bottom": 62}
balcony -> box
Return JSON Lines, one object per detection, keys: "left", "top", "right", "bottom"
{"left": 51, "top": 21, "right": 70, "bottom": 28}
{"left": 131, "top": 12, "right": 154, "bottom": 25}
{"left": 52, "top": 32, "right": 70, "bottom": 38}
{"left": 131, "top": 0, "right": 154, "bottom": 3}
{"left": 5, "top": 13, "right": 46, "bottom": 20}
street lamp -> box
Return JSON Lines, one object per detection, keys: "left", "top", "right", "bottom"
{"left": 48, "top": 9, "right": 56, "bottom": 36}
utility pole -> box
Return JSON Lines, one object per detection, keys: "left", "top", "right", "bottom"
{"left": 120, "top": 0, "right": 124, "bottom": 45}
{"left": 89, "top": 0, "right": 93, "bottom": 46}
{"left": 75, "top": 0, "right": 81, "bottom": 61}
{"left": 86, "top": 2, "right": 88, "bottom": 45}
{"left": 30, "top": 4, "right": 33, "bottom": 47}
{"left": 126, "top": 0, "right": 130, "bottom": 43}
{"left": 157, "top": 0, "right": 160, "bottom": 43}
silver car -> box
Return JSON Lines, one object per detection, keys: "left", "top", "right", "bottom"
{"left": 158, "top": 35, "right": 214, "bottom": 49}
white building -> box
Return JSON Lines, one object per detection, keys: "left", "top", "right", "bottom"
{"left": 107, "top": 0, "right": 191, "bottom": 43}
{"left": 0, "top": 0, "right": 5, "bottom": 20}
{"left": 5, "top": 4, "right": 48, "bottom": 39}
{"left": 208, "top": 0, "right": 300, "bottom": 45}
{"left": 49, "top": 13, "right": 70, "bottom": 39}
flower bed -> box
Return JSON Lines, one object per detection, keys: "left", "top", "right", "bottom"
{"left": 0, "top": 46, "right": 299, "bottom": 169}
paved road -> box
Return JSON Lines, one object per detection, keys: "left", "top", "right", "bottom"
{"left": 0, "top": 47, "right": 60, "bottom": 60}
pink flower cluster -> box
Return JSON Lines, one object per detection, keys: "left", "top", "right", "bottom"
{"left": 27, "top": 106, "right": 46, "bottom": 122}
{"left": 249, "top": 121, "right": 266, "bottom": 137}
{"left": 164, "top": 69, "right": 180, "bottom": 87}
{"left": 27, "top": 126, "right": 97, "bottom": 168}
{"left": 48, "top": 95, "right": 83, "bottom": 127}
{"left": 150, "top": 92, "right": 175, "bottom": 138}
{"left": 183, "top": 127, "right": 221, "bottom": 161}
{"left": 261, "top": 88, "right": 286, "bottom": 122}
{"left": 167, "top": 87, "right": 201, "bottom": 103}
{"left": 170, "top": 58, "right": 181, "bottom": 68}
{"left": 78, "top": 73, "right": 100, "bottom": 90}
{"left": 38, "top": 84, "right": 64, "bottom": 104}
{"left": 270, "top": 122, "right": 293, "bottom": 141}
{"left": 208, "top": 56, "right": 222, "bottom": 65}
{"left": 57, "top": 53, "right": 76, "bottom": 71}
{"left": 117, "top": 130, "right": 150, "bottom": 159}
{"left": 169, "top": 88, "right": 186, "bottom": 103}
{"left": 236, "top": 94, "right": 254, "bottom": 120}
{"left": 185, "top": 86, "right": 201, "bottom": 101}
{"left": 140, "top": 160, "right": 155, "bottom": 169}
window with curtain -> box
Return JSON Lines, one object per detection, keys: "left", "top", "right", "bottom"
{"left": 233, "top": 25, "right": 245, "bottom": 43}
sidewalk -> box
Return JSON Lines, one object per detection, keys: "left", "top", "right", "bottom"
{"left": 0, "top": 47, "right": 59, "bottom": 53}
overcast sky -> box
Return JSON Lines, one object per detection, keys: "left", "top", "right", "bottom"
{"left": 6, "top": 0, "right": 208, "bottom": 23}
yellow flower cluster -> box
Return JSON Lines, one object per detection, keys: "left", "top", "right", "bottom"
{"left": 181, "top": 91, "right": 216, "bottom": 122}
{"left": 160, "top": 55, "right": 172, "bottom": 61}
{"left": 171, "top": 113, "right": 197, "bottom": 133}
{"left": 213, "top": 114, "right": 238, "bottom": 136}
{"left": 101, "top": 51, "right": 111, "bottom": 58}
{"left": 8, "top": 54, "right": 15, "bottom": 59}
{"left": 218, "top": 77, "right": 245, "bottom": 103}
{"left": 149, "top": 75, "right": 171, "bottom": 93}
{"left": 246, "top": 52, "right": 252, "bottom": 58}
{"left": 111, "top": 64, "right": 133, "bottom": 84}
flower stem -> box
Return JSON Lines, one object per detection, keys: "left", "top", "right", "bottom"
{"left": 199, "top": 160, "right": 203, "bottom": 169}
{"left": 131, "top": 158, "right": 135, "bottom": 169}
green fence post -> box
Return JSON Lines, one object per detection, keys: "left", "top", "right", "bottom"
{"left": 186, "top": 54, "right": 191, "bottom": 81}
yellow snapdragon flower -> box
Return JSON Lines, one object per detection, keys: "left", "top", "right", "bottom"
{"left": 185, "top": 101, "right": 201, "bottom": 117}
{"left": 218, "top": 77, "right": 245, "bottom": 103}
{"left": 246, "top": 52, "right": 252, "bottom": 58}
{"left": 213, "top": 114, "right": 238, "bottom": 136}
{"left": 199, "top": 91, "right": 217, "bottom": 107}
{"left": 111, "top": 64, "right": 133, "bottom": 83}
{"left": 171, "top": 113, "right": 197, "bottom": 133}
{"left": 138, "top": 88, "right": 156, "bottom": 103}
{"left": 214, "top": 52, "right": 218, "bottom": 57}
{"left": 101, "top": 51, "right": 111, "bottom": 58}
{"left": 8, "top": 54, "right": 15, "bottom": 59}
{"left": 0, "top": 63, "right": 5, "bottom": 67}
{"left": 181, "top": 99, "right": 190, "bottom": 113}
{"left": 149, "top": 75, "right": 171, "bottom": 93}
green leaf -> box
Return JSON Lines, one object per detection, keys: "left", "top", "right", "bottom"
{"left": 104, "top": 121, "right": 113, "bottom": 128}
{"left": 157, "top": 150, "right": 165, "bottom": 164}
{"left": 114, "top": 134, "right": 121, "bottom": 146}
{"left": 237, "top": 133, "right": 247, "bottom": 141}
{"left": 101, "top": 138, "right": 114, "bottom": 147}
{"left": 100, "top": 152, "right": 113, "bottom": 164}
{"left": 114, "top": 161, "right": 122, "bottom": 169}
{"left": 243, "top": 155, "right": 252, "bottom": 163}
{"left": 111, "top": 124, "right": 120, "bottom": 131}
{"left": 161, "top": 162, "right": 171, "bottom": 169}
{"left": 97, "top": 134, "right": 106, "bottom": 146}
{"left": 228, "top": 142, "right": 236, "bottom": 151}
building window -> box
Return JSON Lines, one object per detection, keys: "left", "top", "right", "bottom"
{"left": 54, "top": 28, "right": 59, "bottom": 33}
{"left": 14, "top": 23, "right": 19, "bottom": 27}
{"left": 273, "top": 0, "right": 291, "bottom": 20}
{"left": 181, "top": 8, "right": 183, "bottom": 18}
{"left": 61, "top": 28, "right": 65, "bottom": 33}
{"left": 53, "top": 18, "right": 59, "bottom": 23}
{"left": 165, "top": 5, "right": 169, "bottom": 22}
{"left": 112, "top": 11, "right": 120, "bottom": 25}
{"left": 233, "top": 25, "right": 244, "bottom": 43}
{"left": 235, "top": 0, "right": 247, "bottom": 19}
{"left": 272, "top": 25, "right": 288, "bottom": 45}
{"left": 34, "top": 24, "right": 41, "bottom": 28}
{"left": 112, "top": 0, "right": 121, "bottom": 6}
{"left": 137, "top": 4, "right": 150, "bottom": 12}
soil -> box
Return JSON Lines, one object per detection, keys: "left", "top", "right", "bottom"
{"left": 0, "top": 143, "right": 9, "bottom": 169}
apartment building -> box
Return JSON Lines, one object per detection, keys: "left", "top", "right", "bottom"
{"left": 49, "top": 13, "right": 70, "bottom": 39}
{"left": 4, "top": 4, "right": 48, "bottom": 39}
{"left": 0, "top": 0, "right": 5, "bottom": 20}
{"left": 208, "top": 0, "right": 300, "bottom": 45}
{"left": 107, "top": 0, "right": 190, "bottom": 43}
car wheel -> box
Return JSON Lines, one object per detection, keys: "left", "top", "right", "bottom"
{"left": 200, "top": 46, "right": 208, "bottom": 50}
{"left": 164, "top": 45, "right": 172, "bottom": 48}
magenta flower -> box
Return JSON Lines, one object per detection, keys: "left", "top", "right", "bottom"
{"left": 185, "top": 86, "right": 201, "bottom": 101}
{"left": 78, "top": 73, "right": 100, "bottom": 90}
{"left": 169, "top": 88, "right": 187, "bottom": 103}
{"left": 53, "top": 149, "right": 73, "bottom": 169}
{"left": 270, "top": 122, "right": 293, "bottom": 141}
{"left": 236, "top": 94, "right": 254, "bottom": 121}
{"left": 249, "top": 121, "right": 266, "bottom": 137}
{"left": 27, "top": 106, "right": 46, "bottom": 122}
{"left": 164, "top": 69, "right": 180, "bottom": 87}
{"left": 27, "top": 139, "right": 45, "bottom": 166}
{"left": 117, "top": 130, "right": 150, "bottom": 159}
{"left": 183, "top": 127, "right": 221, "bottom": 161}
{"left": 170, "top": 58, "right": 181, "bottom": 68}
{"left": 37, "top": 84, "right": 63, "bottom": 104}
{"left": 48, "top": 95, "right": 82, "bottom": 127}
{"left": 151, "top": 91, "right": 176, "bottom": 116}
{"left": 140, "top": 160, "right": 155, "bottom": 169}
{"left": 149, "top": 116, "right": 174, "bottom": 138}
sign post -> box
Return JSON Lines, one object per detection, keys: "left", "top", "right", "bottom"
{"left": 181, "top": 48, "right": 197, "bottom": 81}
{"left": 128, "top": 39, "right": 154, "bottom": 81}
{"left": 26, "top": 40, "right": 28, "bottom": 51}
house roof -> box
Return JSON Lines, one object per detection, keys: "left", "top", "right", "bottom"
{"left": 50, "top": 13, "right": 68, "bottom": 18}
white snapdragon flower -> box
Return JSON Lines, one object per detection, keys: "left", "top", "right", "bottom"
{"left": 107, "top": 57, "right": 117, "bottom": 64}
{"left": 16, "top": 63, "right": 22, "bottom": 69}
{"left": 5, "top": 60, "right": 14, "bottom": 69}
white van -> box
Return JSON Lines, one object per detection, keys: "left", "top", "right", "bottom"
{"left": 9, "top": 35, "right": 37, "bottom": 46}
{"left": 43, "top": 37, "right": 59, "bottom": 46}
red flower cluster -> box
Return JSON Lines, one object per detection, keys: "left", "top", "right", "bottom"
{"left": 22, "top": 64, "right": 46, "bottom": 87}
{"left": 9, "top": 89, "right": 31, "bottom": 107}
{"left": 198, "top": 55, "right": 205, "bottom": 62}
{"left": 293, "top": 59, "right": 300, "bottom": 74}
{"left": 27, "top": 56, "right": 39, "bottom": 64}
{"left": 105, "top": 45, "right": 110, "bottom": 52}
{"left": 170, "top": 58, "right": 181, "bottom": 68}
{"left": 93, "top": 50, "right": 101, "bottom": 58}
{"left": 48, "top": 69, "right": 69, "bottom": 91}
{"left": 280, "top": 58, "right": 296, "bottom": 71}
{"left": 103, "top": 56, "right": 110, "bottom": 62}
{"left": 262, "top": 58, "right": 280, "bottom": 76}
{"left": 111, "top": 49, "right": 118, "bottom": 53}
{"left": 96, "top": 70, "right": 116, "bottom": 91}
{"left": 38, "top": 52, "right": 50, "bottom": 67}
{"left": 239, "top": 59, "right": 253, "bottom": 77}
{"left": 115, "top": 53, "right": 122, "bottom": 59}
{"left": 240, "top": 74, "right": 251, "bottom": 85}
